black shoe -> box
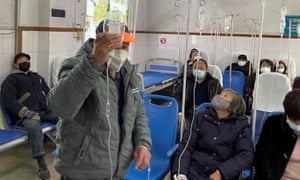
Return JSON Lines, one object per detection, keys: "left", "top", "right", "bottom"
{"left": 38, "top": 166, "right": 50, "bottom": 180}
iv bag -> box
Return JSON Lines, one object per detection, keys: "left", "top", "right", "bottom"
{"left": 279, "top": 7, "right": 287, "bottom": 35}
{"left": 104, "top": 7, "right": 127, "bottom": 72}
{"left": 103, "top": 8, "right": 125, "bottom": 36}
{"left": 224, "top": 16, "right": 232, "bottom": 33}
{"left": 198, "top": 6, "right": 205, "bottom": 31}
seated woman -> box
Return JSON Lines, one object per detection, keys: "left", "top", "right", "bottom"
{"left": 244, "top": 58, "right": 274, "bottom": 114}
{"left": 276, "top": 60, "right": 288, "bottom": 75}
{"left": 254, "top": 89, "right": 300, "bottom": 180}
{"left": 172, "top": 89, "right": 254, "bottom": 180}
{"left": 245, "top": 58, "right": 275, "bottom": 93}
{"left": 259, "top": 58, "right": 274, "bottom": 73}
{"left": 184, "top": 58, "right": 222, "bottom": 125}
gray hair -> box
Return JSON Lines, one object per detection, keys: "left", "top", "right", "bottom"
{"left": 223, "top": 89, "right": 246, "bottom": 115}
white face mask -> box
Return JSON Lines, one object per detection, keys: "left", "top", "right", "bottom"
{"left": 260, "top": 67, "right": 271, "bottom": 73}
{"left": 286, "top": 118, "right": 300, "bottom": 132}
{"left": 238, "top": 61, "right": 246, "bottom": 67}
{"left": 108, "top": 49, "right": 128, "bottom": 72}
{"left": 277, "top": 68, "right": 285, "bottom": 73}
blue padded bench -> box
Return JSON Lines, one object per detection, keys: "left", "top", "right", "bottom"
{"left": 0, "top": 95, "right": 56, "bottom": 143}
{"left": 0, "top": 129, "right": 27, "bottom": 152}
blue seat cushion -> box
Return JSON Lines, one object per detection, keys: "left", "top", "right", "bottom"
{"left": 0, "top": 130, "right": 26, "bottom": 145}
{"left": 9, "top": 121, "right": 54, "bottom": 130}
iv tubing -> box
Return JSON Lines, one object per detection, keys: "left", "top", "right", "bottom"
{"left": 133, "top": 0, "right": 139, "bottom": 38}
{"left": 252, "top": 0, "right": 266, "bottom": 141}
{"left": 129, "top": 0, "right": 139, "bottom": 65}
{"left": 176, "top": 15, "right": 183, "bottom": 64}
{"left": 229, "top": 15, "right": 234, "bottom": 89}
{"left": 180, "top": 0, "right": 192, "bottom": 142}
{"left": 106, "top": 59, "right": 113, "bottom": 180}
{"left": 177, "top": 59, "right": 200, "bottom": 176}
{"left": 287, "top": 19, "right": 292, "bottom": 79}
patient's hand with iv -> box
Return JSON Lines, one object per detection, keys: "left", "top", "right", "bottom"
{"left": 134, "top": 146, "right": 151, "bottom": 170}
{"left": 174, "top": 174, "right": 188, "bottom": 180}
{"left": 209, "top": 170, "right": 222, "bottom": 180}
{"left": 92, "top": 32, "right": 122, "bottom": 66}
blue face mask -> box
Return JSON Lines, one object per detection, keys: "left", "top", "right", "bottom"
{"left": 286, "top": 118, "right": 300, "bottom": 132}
{"left": 193, "top": 69, "right": 206, "bottom": 80}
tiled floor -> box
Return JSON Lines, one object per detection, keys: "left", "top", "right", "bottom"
{"left": 0, "top": 142, "right": 59, "bottom": 180}
{"left": 0, "top": 142, "right": 171, "bottom": 180}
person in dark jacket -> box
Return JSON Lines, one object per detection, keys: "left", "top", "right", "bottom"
{"left": 226, "top": 54, "right": 252, "bottom": 76}
{"left": 172, "top": 89, "right": 253, "bottom": 180}
{"left": 253, "top": 89, "right": 300, "bottom": 180}
{"left": 1, "top": 52, "right": 59, "bottom": 180}
{"left": 184, "top": 58, "right": 222, "bottom": 126}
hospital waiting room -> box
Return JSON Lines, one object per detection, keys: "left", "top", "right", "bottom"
{"left": 1, "top": 0, "right": 300, "bottom": 180}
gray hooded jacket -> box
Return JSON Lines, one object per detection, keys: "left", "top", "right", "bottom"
{"left": 47, "top": 39, "right": 152, "bottom": 179}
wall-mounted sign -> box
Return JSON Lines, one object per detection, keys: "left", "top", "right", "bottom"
{"left": 160, "top": 37, "right": 167, "bottom": 44}
{"left": 284, "top": 16, "right": 300, "bottom": 37}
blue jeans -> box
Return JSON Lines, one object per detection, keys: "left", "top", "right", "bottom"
{"left": 22, "top": 118, "right": 45, "bottom": 158}
{"left": 22, "top": 112, "right": 59, "bottom": 158}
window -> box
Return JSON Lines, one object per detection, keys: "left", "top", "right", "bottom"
{"left": 85, "top": 0, "right": 128, "bottom": 40}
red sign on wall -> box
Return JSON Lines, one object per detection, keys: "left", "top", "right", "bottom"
{"left": 160, "top": 37, "right": 167, "bottom": 44}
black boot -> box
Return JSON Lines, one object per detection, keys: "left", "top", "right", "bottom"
{"left": 38, "top": 166, "right": 50, "bottom": 180}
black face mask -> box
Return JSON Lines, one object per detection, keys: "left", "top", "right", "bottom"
{"left": 19, "top": 62, "right": 30, "bottom": 72}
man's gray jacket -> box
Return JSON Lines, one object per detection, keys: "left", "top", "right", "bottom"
{"left": 47, "top": 39, "right": 152, "bottom": 179}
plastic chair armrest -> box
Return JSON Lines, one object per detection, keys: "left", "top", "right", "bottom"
{"left": 167, "top": 144, "right": 178, "bottom": 157}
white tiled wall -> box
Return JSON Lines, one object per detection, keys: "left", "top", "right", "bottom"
{"left": 50, "top": 0, "right": 85, "bottom": 28}
{"left": 0, "top": 31, "right": 15, "bottom": 85}
{"left": 132, "top": 33, "right": 300, "bottom": 76}
{"left": 19, "top": 0, "right": 39, "bottom": 26}
{"left": 48, "top": 32, "right": 82, "bottom": 86}
{"left": 22, "top": 31, "right": 39, "bottom": 72}
{"left": 22, "top": 31, "right": 83, "bottom": 86}
{"left": 0, "top": 0, "right": 15, "bottom": 29}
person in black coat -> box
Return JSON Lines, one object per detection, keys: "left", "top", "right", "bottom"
{"left": 172, "top": 89, "right": 254, "bottom": 180}
{"left": 253, "top": 89, "right": 300, "bottom": 180}
{"left": 225, "top": 54, "right": 252, "bottom": 77}
{"left": 1, "top": 53, "right": 59, "bottom": 180}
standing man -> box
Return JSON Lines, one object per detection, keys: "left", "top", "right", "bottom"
{"left": 1, "top": 52, "right": 59, "bottom": 180}
{"left": 47, "top": 21, "right": 152, "bottom": 180}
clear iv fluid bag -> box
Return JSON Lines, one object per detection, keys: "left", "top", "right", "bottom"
{"left": 104, "top": 8, "right": 125, "bottom": 35}
{"left": 279, "top": 7, "right": 287, "bottom": 34}
{"left": 198, "top": 7, "right": 205, "bottom": 31}
{"left": 224, "top": 16, "right": 231, "bottom": 33}
{"left": 104, "top": 7, "right": 127, "bottom": 72}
